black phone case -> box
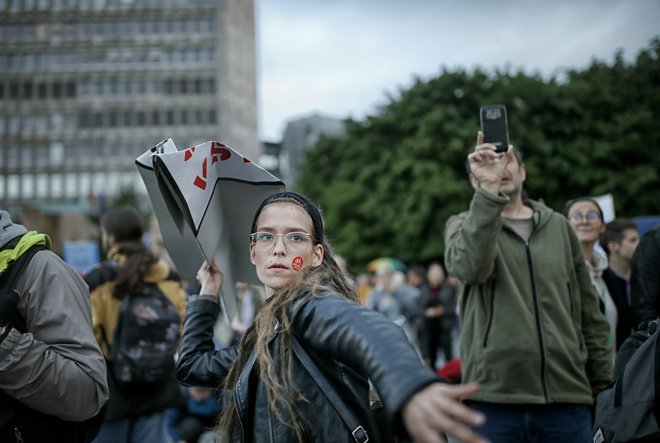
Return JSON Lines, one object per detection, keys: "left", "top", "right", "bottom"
{"left": 480, "top": 105, "right": 509, "bottom": 152}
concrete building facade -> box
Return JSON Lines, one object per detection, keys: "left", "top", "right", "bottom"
{"left": 0, "top": 0, "right": 258, "bottom": 210}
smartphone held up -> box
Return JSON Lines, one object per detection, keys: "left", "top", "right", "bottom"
{"left": 480, "top": 104, "right": 509, "bottom": 153}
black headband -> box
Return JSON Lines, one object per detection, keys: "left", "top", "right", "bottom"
{"left": 250, "top": 192, "right": 324, "bottom": 244}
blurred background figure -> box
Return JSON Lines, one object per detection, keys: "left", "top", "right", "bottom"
{"left": 230, "top": 282, "right": 264, "bottom": 346}
{"left": 566, "top": 198, "right": 617, "bottom": 359}
{"left": 420, "top": 262, "right": 458, "bottom": 369}
{"left": 600, "top": 218, "right": 640, "bottom": 350}
{"left": 85, "top": 207, "right": 186, "bottom": 443}
{"left": 167, "top": 387, "right": 222, "bottom": 443}
{"left": 366, "top": 265, "right": 422, "bottom": 354}
{"left": 356, "top": 273, "right": 374, "bottom": 305}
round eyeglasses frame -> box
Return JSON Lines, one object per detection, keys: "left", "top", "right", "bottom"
{"left": 249, "top": 231, "right": 312, "bottom": 253}
{"left": 568, "top": 211, "right": 601, "bottom": 223}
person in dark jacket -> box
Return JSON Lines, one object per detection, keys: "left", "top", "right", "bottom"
{"left": 631, "top": 225, "right": 660, "bottom": 326}
{"left": 85, "top": 207, "right": 186, "bottom": 443}
{"left": 176, "top": 192, "right": 487, "bottom": 443}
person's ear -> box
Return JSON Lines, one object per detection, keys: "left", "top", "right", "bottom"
{"left": 312, "top": 244, "right": 324, "bottom": 267}
{"left": 249, "top": 242, "right": 256, "bottom": 265}
{"left": 520, "top": 162, "right": 527, "bottom": 183}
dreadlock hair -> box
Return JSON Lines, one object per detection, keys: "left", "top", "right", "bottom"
{"left": 216, "top": 193, "right": 358, "bottom": 441}
{"left": 101, "top": 207, "right": 157, "bottom": 299}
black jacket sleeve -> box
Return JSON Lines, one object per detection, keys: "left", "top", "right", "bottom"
{"left": 176, "top": 299, "right": 239, "bottom": 388}
{"left": 292, "top": 293, "right": 441, "bottom": 422}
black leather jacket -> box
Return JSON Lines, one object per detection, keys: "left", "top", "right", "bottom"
{"left": 176, "top": 293, "right": 440, "bottom": 442}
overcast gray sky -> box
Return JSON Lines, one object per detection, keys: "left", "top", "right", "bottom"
{"left": 256, "top": 0, "right": 659, "bottom": 141}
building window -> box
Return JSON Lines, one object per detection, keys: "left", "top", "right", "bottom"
{"left": 9, "top": 82, "right": 19, "bottom": 99}
{"left": 22, "top": 174, "right": 34, "bottom": 199}
{"left": 108, "top": 110, "right": 118, "bottom": 127}
{"left": 21, "top": 144, "right": 33, "bottom": 167}
{"left": 38, "top": 82, "right": 47, "bottom": 98}
{"left": 208, "top": 109, "right": 217, "bottom": 124}
{"left": 66, "top": 81, "right": 76, "bottom": 97}
{"left": 151, "top": 110, "right": 160, "bottom": 126}
{"left": 93, "top": 111, "right": 103, "bottom": 128}
{"left": 52, "top": 81, "right": 62, "bottom": 99}
{"left": 36, "top": 174, "right": 48, "bottom": 198}
{"left": 23, "top": 81, "right": 33, "bottom": 99}
{"left": 123, "top": 110, "right": 132, "bottom": 126}
{"left": 166, "top": 110, "right": 175, "bottom": 125}
{"left": 180, "top": 110, "right": 188, "bottom": 125}
{"left": 179, "top": 79, "right": 187, "bottom": 94}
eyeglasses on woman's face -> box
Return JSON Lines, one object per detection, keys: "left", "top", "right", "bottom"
{"left": 250, "top": 231, "right": 312, "bottom": 253}
{"left": 568, "top": 211, "right": 601, "bottom": 224}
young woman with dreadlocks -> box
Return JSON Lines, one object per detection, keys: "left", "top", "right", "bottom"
{"left": 176, "top": 192, "right": 487, "bottom": 443}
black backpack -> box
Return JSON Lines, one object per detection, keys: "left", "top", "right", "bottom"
{"left": 110, "top": 285, "right": 180, "bottom": 388}
{"left": 593, "top": 319, "right": 660, "bottom": 443}
{"left": 0, "top": 239, "right": 105, "bottom": 443}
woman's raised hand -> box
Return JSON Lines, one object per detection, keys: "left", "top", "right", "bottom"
{"left": 196, "top": 260, "right": 223, "bottom": 300}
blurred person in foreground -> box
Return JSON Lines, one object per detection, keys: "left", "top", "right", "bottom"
{"left": 444, "top": 132, "right": 611, "bottom": 442}
{"left": 0, "top": 209, "right": 108, "bottom": 442}
{"left": 177, "top": 191, "right": 488, "bottom": 443}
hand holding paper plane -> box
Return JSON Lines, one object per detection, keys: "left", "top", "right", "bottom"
{"left": 136, "top": 139, "right": 285, "bottom": 321}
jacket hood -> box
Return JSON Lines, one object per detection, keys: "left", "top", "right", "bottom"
{"left": 0, "top": 210, "right": 28, "bottom": 249}
{"left": 587, "top": 246, "right": 609, "bottom": 276}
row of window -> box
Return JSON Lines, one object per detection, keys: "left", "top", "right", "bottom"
{"left": 0, "top": 171, "right": 142, "bottom": 201}
{"left": 0, "top": 46, "right": 217, "bottom": 72}
{"left": 0, "top": 107, "right": 218, "bottom": 136}
{"left": 2, "top": 142, "right": 149, "bottom": 168}
{"left": 0, "top": 77, "right": 215, "bottom": 100}
{"left": 78, "top": 108, "right": 218, "bottom": 129}
{"left": 0, "top": 18, "right": 216, "bottom": 42}
{"left": 1, "top": 0, "right": 216, "bottom": 14}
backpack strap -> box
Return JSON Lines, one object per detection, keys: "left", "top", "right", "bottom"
{"left": 0, "top": 241, "right": 46, "bottom": 333}
{"left": 291, "top": 336, "right": 370, "bottom": 443}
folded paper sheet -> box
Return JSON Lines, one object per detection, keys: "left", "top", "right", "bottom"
{"left": 136, "top": 139, "right": 285, "bottom": 321}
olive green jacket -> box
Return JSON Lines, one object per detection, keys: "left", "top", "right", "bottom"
{"left": 445, "top": 188, "right": 612, "bottom": 405}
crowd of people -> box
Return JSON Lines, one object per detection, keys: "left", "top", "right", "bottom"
{"left": 1, "top": 126, "right": 659, "bottom": 442}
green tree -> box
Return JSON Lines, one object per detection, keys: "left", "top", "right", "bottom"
{"left": 297, "top": 39, "right": 660, "bottom": 272}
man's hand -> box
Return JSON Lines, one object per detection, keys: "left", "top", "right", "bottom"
{"left": 402, "top": 382, "right": 489, "bottom": 443}
{"left": 468, "top": 131, "right": 511, "bottom": 196}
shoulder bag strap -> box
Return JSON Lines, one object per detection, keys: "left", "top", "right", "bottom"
{"left": 291, "top": 336, "right": 370, "bottom": 443}
{"left": 0, "top": 244, "right": 46, "bottom": 333}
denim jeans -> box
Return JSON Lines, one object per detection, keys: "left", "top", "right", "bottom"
{"left": 451, "top": 402, "right": 593, "bottom": 443}
{"left": 92, "top": 410, "right": 168, "bottom": 443}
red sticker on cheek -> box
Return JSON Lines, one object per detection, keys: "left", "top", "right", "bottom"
{"left": 292, "top": 257, "right": 303, "bottom": 271}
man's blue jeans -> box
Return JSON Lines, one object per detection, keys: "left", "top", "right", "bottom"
{"left": 461, "top": 401, "right": 593, "bottom": 443}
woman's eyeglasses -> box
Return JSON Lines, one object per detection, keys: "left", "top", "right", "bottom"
{"left": 250, "top": 231, "right": 312, "bottom": 253}
{"left": 568, "top": 211, "right": 601, "bottom": 223}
